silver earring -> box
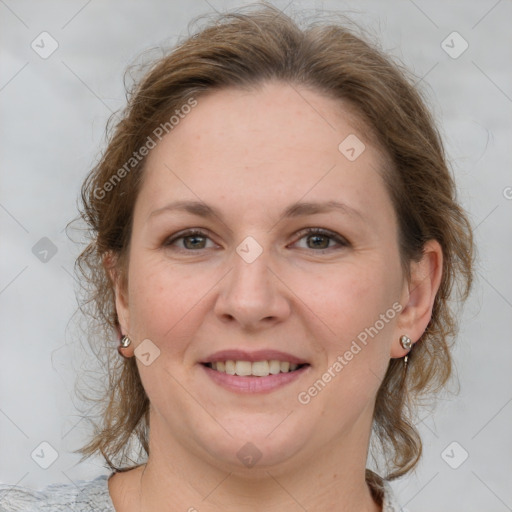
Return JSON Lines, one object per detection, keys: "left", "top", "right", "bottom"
{"left": 400, "top": 335, "right": 412, "bottom": 368}
{"left": 400, "top": 335, "right": 412, "bottom": 350}
{"left": 118, "top": 335, "right": 131, "bottom": 357}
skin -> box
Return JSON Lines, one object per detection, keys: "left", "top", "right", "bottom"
{"left": 108, "top": 81, "right": 443, "bottom": 512}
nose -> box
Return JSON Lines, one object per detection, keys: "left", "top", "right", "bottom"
{"left": 213, "top": 246, "right": 291, "bottom": 331}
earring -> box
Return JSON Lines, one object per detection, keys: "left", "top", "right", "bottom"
{"left": 400, "top": 335, "right": 412, "bottom": 367}
{"left": 117, "top": 335, "right": 131, "bottom": 358}
{"left": 400, "top": 335, "right": 412, "bottom": 351}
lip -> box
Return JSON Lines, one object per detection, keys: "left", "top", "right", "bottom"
{"left": 201, "top": 363, "right": 310, "bottom": 393}
{"left": 201, "top": 349, "right": 308, "bottom": 365}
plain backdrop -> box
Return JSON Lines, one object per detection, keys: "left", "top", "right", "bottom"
{"left": 1, "top": 1, "right": 511, "bottom": 511}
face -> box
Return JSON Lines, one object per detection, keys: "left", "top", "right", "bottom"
{"left": 115, "top": 82, "right": 408, "bottom": 473}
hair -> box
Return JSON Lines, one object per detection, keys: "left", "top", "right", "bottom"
{"left": 74, "top": 3, "right": 474, "bottom": 483}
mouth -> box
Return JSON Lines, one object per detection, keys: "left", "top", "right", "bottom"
{"left": 199, "top": 349, "right": 311, "bottom": 393}
{"left": 202, "top": 360, "right": 309, "bottom": 377}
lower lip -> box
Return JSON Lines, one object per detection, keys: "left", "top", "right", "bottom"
{"left": 201, "top": 364, "right": 309, "bottom": 393}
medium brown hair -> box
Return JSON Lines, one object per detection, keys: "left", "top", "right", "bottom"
{"left": 75, "top": 4, "right": 474, "bottom": 481}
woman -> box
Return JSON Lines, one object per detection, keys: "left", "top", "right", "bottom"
{"left": 0, "top": 4, "right": 473, "bottom": 511}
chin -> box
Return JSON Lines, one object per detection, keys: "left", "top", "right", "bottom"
{"left": 192, "top": 416, "right": 316, "bottom": 472}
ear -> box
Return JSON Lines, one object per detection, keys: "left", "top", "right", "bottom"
{"left": 103, "top": 251, "right": 133, "bottom": 355}
{"left": 390, "top": 240, "right": 443, "bottom": 358}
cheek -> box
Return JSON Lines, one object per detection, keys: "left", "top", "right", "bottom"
{"left": 293, "top": 259, "right": 400, "bottom": 393}
{"left": 296, "top": 269, "right": 395, "bottom": 400}
{"left": 289, "top": 263, "right": 400, "bottom": 442}
{"left": 292, "top": 259, "right": 398, "bottom": 344}
{"left": 126, "top": 253, "right": 219, "bottom": 347}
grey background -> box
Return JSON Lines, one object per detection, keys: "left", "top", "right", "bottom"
{"left": 1, "top": 1, "right": 511, "bottom": 510}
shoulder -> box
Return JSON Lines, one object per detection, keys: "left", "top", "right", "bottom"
{"left": 381, "top": 479, "right": 404, "bottom": 512}
{"left": 0, "top": 474, "right": 115, "bottom": 512}
{"left": 367, "top": 470, "right": 404, "bottom": 512}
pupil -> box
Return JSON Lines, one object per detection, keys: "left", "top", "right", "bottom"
{"left": 184, "top": 236, "right": 205, "bottom": 249}
{"left": 309, "top": 235, "right": 328, "bottom": 249}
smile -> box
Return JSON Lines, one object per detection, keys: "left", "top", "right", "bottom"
{"left": 201, "top": 362, "right": 310, "bottom": 394}
{"left": 203, "top": 360, "right": 308, "bottom": 377}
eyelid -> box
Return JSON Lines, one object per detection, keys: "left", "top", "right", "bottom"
{"left": 290, "top": 227, "right": 350, "bottom": 249}
{"left": 163, "top": 227, "right": 349, "bottom": 252}
{"left": 163, "top": 228, "right": 218, "bottom": 248}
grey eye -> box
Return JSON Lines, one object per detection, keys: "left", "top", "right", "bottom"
{"left": 306, "top": 234, "right": 332, "bottom": 249}
{"left": 182, "top": 234, "right": 208, "bottom": 249}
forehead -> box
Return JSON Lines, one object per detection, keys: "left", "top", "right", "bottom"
{"left": 138, "top": 82, "right": 394, "bottom": 225}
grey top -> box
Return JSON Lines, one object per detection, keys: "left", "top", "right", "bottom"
{"left": 0, "top": 473, "right": 403, "bottom": 511}
{"left": 0, "top": 475, "right": 114, "bottom": 512}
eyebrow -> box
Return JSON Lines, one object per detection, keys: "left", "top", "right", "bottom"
{"left": 148, "top": 199, "right": 365, "bottom": 226}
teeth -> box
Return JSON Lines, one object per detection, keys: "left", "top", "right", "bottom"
{"left": 235, "top": 360, "right": 252, "bottom": 376}
{"left": 251, "top": 361, "right": 269, "bottom": 377}
{"left": 208, "top": 359, "right": 303, "bottom": 376}
{"left": 225, "top": 360, "right": 236, "bottom": 375}
{"left": 269, "top": 360, "right": 281, "bottom": 375}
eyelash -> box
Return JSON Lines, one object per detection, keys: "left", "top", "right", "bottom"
{"left": 163, "top": 227, "right": 349, "bottom": 254}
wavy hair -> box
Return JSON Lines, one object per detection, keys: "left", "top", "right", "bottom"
{"left": 74, "top": 4, "right": 474, "bottom": 482}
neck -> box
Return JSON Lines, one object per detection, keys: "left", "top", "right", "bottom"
{"left": 136, "top": 414, "right": 381, "bottom": 512}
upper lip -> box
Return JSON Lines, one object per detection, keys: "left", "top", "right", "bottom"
{"left": 201, "top": 349, "right": 309, "bottom": 365}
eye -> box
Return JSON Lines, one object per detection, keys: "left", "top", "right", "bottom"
{"left": 163, "top": 229, "right": 217, "bottom": 251}
{"left": 292, "top": 228, "right": 349, "bottom": 252}
{"left": 163, "top": 227, "right": 349, "bottom": 253}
